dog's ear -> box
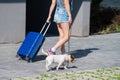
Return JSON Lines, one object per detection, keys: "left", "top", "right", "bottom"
{"left": 70, "top": 55, "right": 74, "bottom": 62}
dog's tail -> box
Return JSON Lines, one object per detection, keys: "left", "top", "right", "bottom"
{"left": 41, "top": 49, "right": 49, "bottom": 56}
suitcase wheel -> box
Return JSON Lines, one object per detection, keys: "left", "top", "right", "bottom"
{"left": 25, "top": 56, "right": 33, "bottom": 63}
{"left": 25, "top": 56, "right": 29, "bottom": 61}
{"left": 18, "top": 57, "right": 22, "bottom": 60}
{"left": 16, "top": 54, "right": 20, "bottom": 58}
{"left": 28, "top": 59, "right": 33, "bottom": 63}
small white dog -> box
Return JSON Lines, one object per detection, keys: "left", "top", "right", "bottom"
{"left": 42, "top": 49, "right": 74, "bottom": 71}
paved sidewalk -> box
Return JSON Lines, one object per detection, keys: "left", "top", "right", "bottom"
{"left": 0, "top": 33, "right": 120, "bottom": 80}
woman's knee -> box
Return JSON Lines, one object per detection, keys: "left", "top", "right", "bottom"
{"left": 64, "top": 35, "right": 69, "bottom": 42}
{"left": 59, "top": 33, "right": 64, "bottom": 39}
{"left": 59, "top": 22, "right": 70, "bottom": 41}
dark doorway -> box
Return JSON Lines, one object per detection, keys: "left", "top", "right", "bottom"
{"left": 26, "top": 0, "right": 58, "bottom": 35}
{"left": 26, "top": 0, "right": 84, "bottom": 35}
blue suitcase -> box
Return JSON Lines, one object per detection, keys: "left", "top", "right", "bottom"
{"left": 17, "top": 23, "right": 51, "bottom": 62}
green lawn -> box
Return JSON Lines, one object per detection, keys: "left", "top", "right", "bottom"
{"left": 11, "top": 67, "right": 120, "bottom": 80}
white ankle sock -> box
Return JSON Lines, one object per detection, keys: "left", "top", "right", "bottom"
{"left": 51, "top": 48, "right": 56, "bottom": 52}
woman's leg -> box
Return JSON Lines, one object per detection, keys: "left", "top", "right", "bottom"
{"left": 52, "top": 22, "right": 70, "bottom": 51}
{"left": 57, "top": 23, "right": 65, "bottom": 53}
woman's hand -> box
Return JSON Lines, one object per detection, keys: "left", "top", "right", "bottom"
{"left": 46, "top": 16, "right": 51, "bottom": 23}
{"left": 68, "top": 16, "right": 72, "bottom": 24}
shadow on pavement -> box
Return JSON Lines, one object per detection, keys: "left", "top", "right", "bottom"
{"left": 32, "top": 48, "right": 99, "bottom": 62}
{"left": 70, "top": 48, "right": 99, "bottom": 58}
{"left": 32, "top": 55, "right": 46, "bottom": 62}
{"left": 49, "top": 66, "right": 78, "bottom": 71}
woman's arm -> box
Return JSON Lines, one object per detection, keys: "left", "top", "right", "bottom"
{"left": 64, "top": 0, "right": 72, "bottom": 24}
{"left": 47, "top": 0, "right": 56, "bottom": 22}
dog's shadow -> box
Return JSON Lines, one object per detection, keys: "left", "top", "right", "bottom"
{"left": 50, "top": 66, "right": 78, "bottom": 71}
{"left": 70, "top": 48, "right": 99, "bottom": 58}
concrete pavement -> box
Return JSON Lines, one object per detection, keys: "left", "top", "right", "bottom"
{"left": 0, "top": 33, "right": 120, "bottom": 80}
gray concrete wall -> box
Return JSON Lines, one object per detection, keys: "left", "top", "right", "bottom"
{"left": 0, "top": 0, "right": 91, "bottom": 43}
{"left": 71, "top": 0, "right": 91, "bottom": 37}
{"left": 0, "top": 0, "right": 26, "bottom": 43}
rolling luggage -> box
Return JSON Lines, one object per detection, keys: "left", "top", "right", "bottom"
{"left": 17, "top": 23, "right": 51, "bottom": 62}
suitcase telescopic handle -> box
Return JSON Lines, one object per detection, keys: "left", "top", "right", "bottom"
{"left": 40, "top": 22, "right": 51, "bottom": 36}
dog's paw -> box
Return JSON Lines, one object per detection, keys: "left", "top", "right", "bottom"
{"left": 46, "top": 69, "right": 50, "bottom": 72}
{"left": 56, "top": 68, "right": 59, "bottom": 71}
{"left": 46, "top": 68, "right": 51, "bottom": 72}
{"left": 64, "top": 66, "right": 68, "bottom": 69}
{"left": 46, "top": 68, "right": 50, "bottom": 72}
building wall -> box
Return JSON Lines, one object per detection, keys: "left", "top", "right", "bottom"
{"left": 0, "top": 0, "right": 91, "bottom": 43}
{"left": 0, "top": 0, "right": 26, "bottom": 43}
{"left": 71, "top": 0, "right": 91, "bottom": 37}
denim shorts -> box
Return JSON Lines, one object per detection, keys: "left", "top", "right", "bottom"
{"left": 54, "top": 8, "right": 69, "bottom": 23}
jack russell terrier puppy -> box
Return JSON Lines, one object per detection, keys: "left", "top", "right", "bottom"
{"left": 42, "top": 49, "right": 74, "bottom": 71}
